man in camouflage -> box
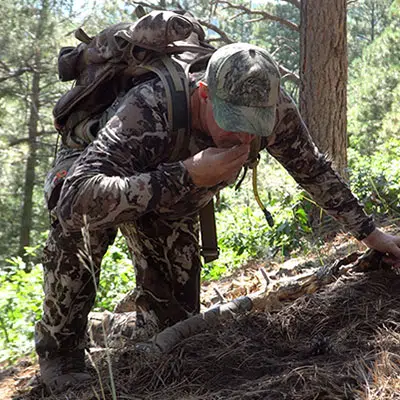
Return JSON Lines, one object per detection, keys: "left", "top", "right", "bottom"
{"left": 36, "top": 43, "right": 400, "bottom": 391}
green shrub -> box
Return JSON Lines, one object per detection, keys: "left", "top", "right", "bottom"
{"left": 95, "top": 234, "right": 136, "bottom": 311}
{"left": 203, "top": 165, "right": 313, "bottom": 280}
{"left": 349, "top": 144, "right": 400, "bottom": 218}
{"left": 0, "top": 257, "right": 43, "bottom": 363}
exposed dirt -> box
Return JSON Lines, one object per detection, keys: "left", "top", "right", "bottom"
{"left": 3, "top": 227, "right": 400, "bottom": 400}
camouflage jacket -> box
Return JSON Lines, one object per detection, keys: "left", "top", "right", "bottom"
{"left": 56, "top": 76, "right": 375, "bottom": 241}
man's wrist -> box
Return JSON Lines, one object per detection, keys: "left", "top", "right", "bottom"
{"left": 355, "top": 221, "right": 376, "bottom": 241}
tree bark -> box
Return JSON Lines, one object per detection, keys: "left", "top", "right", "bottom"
{"left": 18, "top": 0, "right": 48, "bottom": 262}
{"left": 18, "top": 69, "right": 40, "bottom": 260}
{"left": 299, "top": 0, "right": 348, "bottom": 178}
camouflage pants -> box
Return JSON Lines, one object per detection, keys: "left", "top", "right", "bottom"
{"left": 121, "top": 214, "right": 201, "bottom": 332}
{"left": 35, "top": 153, "right": 202, "bottom": 359}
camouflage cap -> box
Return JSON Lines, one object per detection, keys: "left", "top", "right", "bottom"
{"left": 204, "top": 43, "right": 281, "bottom": 136}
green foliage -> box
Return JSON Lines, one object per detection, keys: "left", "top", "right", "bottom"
{"left": 203, "top": 159, "right": 313, "bottom": 280}
{"left": 347, "top": 7, "right": 400, "bottom": 219}
{"left": 95, "top": 234, "right": 136, "bottom": 311}
{"left": 0, "top": 258, "right": 43, "bottom": 363}
{"left": 349, "top": 143, "right": 400, "bottom": 218}
{"left": 0, "top": 233, "right": 135, "bottom": 363}
{"left": 347, "top": 0, "right": 394, "bottom": 63}
{"left": 348, "top": 19, "right": 400, "bottom": 156}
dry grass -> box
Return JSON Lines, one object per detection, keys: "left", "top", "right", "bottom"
{"left": 15, "top": 267, "right": 400, "bottom": 400}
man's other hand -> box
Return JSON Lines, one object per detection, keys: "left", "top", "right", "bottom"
{"left": 362, "top": 228, "right": 400, "bottom": 268}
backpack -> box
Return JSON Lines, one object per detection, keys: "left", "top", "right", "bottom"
{"left": 53, "top": 9, "right": 214, "bottom": 152}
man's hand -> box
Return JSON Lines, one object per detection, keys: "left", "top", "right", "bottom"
{"left": 183, "top": 144, "right": 250, "bottom": 188}
{"left": 362, "top": 228, "right": 400, "bottom": 267}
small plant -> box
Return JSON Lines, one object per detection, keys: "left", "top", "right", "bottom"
{"left": 203, "top": 184, "right": 314, "bottom": 280}
{"left": 95, "top": 234, "right": 136, "bottom": 311}
{"left": 349, "top": 145, "right": 400, "bottom": 219}
{"left": 0, "top": 257, "right": 43, "bottom": 363}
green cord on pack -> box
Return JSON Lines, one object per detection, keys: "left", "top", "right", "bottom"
{"left": 252, "top": 159, "right": 274, "bottom": 228}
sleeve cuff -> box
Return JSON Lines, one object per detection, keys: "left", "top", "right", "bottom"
{"left": 351, "top": 217, "right": 376, "bottom": 241}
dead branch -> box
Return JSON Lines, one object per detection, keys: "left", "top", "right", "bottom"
{"left": 8, "top": 130, "right": 56, "bottom": 147}
{"left": 0, "top": 67, "right": 34, "bottom": 83}
{"left": 135, "top": 250, "right": 389, "bottom": 353}
{"left": 198, "top": 20, "right": 234, "bottom": 44}
{"left": 246, "top": 16, "right": 267, "bottom": 23}
{"left": 279, "top": 65, "right": 300, "bottom": 85}
{"left": 229, "top": 10, "right": 247, "bottom": 21}
{"left": 215, "top": 0, "right": 299, "bottom": 32}
{"left": 138, "top": 296, "right": 253, "bottom": 353}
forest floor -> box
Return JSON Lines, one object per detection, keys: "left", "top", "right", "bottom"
{"left": 2, "top": 223, "right": 400, "bottom": 400}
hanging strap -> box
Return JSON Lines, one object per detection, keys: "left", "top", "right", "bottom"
{"left": 199, "top": 199, "right": 219, "bottom": 263}
{"left": 252, "top": 160, "right": 274, "bottom": 228}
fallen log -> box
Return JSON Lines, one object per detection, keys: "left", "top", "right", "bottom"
{"left": 138, "top": 249, "right": 390, "bottom": 353}
{"left": 88, "top": 249, "right": 390, "bottom": 351}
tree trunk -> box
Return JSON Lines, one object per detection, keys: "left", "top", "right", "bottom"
{"left": 299, "top": 0, "right": 348, "bottom": 179}
{"left": 18, "top": 0, "right": 48, "bottom": 262}
{"left": 18, "top": 69, "right": 40, "bottom": 260}
{"left": 370, "top": 2, "right": 375, "bottom": 42}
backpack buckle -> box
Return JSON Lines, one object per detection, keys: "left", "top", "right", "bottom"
{"left": 200, "top": 247, "right": 220, "bottom": 263}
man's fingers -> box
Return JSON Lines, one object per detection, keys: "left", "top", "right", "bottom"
{"left": 224, "top": 152, "right": 249, "bottom": 172}
{"left": 362, "top": 229, "right": 400, "bottom": 263}
{"left": 387, "top": 242, "right": 400, "bottom": 260}
{"left": 212, "top": 144, "right": 250, "bottom": 163}
{"left": 184, "top": 144, "right": 251, "bottom": 187}
{"left": 217, "top": 145, "right": 250, "bottom": 169}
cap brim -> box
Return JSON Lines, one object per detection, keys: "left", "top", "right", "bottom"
{"left": 212, "top": 95, "right": 276, "bottom": 137}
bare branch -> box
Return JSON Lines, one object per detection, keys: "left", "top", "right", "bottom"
{"left": 229, "top": 10, "right": 247, "bottom": 21}
{"left": 198, "top": 20, "right": 234, "bottom": 44}
{"left": 8, "top": 130, "right": 56, "bottom": 147}
{"left": 0, "top": 67, "right": 34, "bottom": 83}
{"left": 246, "top": 17, "right": 266, "bottom": 23}
{"left": 214, "top": 0, "right": 299, "bottom": 32}
{"left": 0, "top": 60, "right": 11, "bottom": 72}
{"left": 278, "top": 65, "right": 300, "bottom": 85}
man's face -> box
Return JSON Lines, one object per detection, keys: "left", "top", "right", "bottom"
{"left": 205, "top": 99, "right": 255, "bottom": 148}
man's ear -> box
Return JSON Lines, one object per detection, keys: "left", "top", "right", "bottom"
{"left": 198, "top": 81, "right": 209, "bottom": 101}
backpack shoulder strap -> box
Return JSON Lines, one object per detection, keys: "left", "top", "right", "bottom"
{"left": 138, "top": 56, "right": 191, "bottom": 162}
